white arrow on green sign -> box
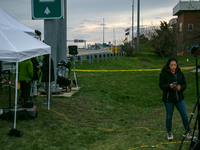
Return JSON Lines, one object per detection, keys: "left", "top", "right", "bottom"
{"left": 32, "top": 0, "right": 63, "bottom": 20}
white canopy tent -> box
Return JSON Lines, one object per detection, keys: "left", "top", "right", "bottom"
{"left": 0, "top": 23, "right": 51, "bottom": 129}
{"left": 0, "top": 7, "right": 39, "bottom": 38}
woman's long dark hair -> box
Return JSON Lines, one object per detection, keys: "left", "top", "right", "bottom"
{"left": 162, "top": 57, "right": 178, "bottom": 70}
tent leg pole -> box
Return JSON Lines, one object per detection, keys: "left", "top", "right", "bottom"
{"left": 14, "top": 62, "right": 18, "bottom": 129}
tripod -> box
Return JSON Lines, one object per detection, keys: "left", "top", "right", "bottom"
{"left": 179, "top": 45, "right": 200, "bottom": 150}
{"left": 68, "top": 45, "right": 79, "bottom": 90}
{"left": 73, "top": 56, "right": 78, "bottom": 90}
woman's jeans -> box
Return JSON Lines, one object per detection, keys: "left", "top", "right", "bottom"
{"left": 164, "top": 100, "right": 191, "bottom": 133}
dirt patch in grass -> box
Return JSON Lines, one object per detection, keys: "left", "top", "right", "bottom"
{"left": 139, "top": 58, "right": 151, "bottom": 63}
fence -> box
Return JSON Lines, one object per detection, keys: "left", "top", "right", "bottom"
{"left": 67, "top": 52, "right": 125, "bottom": 65}
{"left": 2, "top": 52, "right": 126, "bottom": 70}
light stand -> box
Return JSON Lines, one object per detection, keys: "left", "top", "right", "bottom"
{"left": 179, "top": 44, "right": 200, "bottom": 150}
{"left": 68, "top": 45, "right": 78, "bottom": 90}
{"left": 73, "top": 56, "right": 78, "bottom": 89}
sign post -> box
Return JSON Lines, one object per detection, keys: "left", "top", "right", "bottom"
{"left": 32, "top": 0, "right": 66, "bottom": 94}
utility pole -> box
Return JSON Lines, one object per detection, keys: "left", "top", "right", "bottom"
{"left": 132, "top": 0, "right": 134, "bottom": 48}
{"left": 113, "top": 28, "right": 115, "bottom": 46}
{"left": 113, "top": 28, "right": 116, "bottom": 46}
{"left": 137, "top": 0, "right": 140, "bottom": 52}
{"left": 103, "top": 18, "right": 105, "bottom": 46}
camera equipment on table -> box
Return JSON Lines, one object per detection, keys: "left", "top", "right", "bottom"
{"left": 57, "top": 60, "right": 72, "bottom": 92}
{"left": 0, "top": 70, "right": 14, "bottom": 107}
{"left": 0, "top": 69, "right": 37, "bottom": 121}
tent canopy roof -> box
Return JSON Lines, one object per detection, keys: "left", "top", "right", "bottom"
{"left": 0, "top": 23, "right": 50, "bottom": 62}
{"left": 0, "top": 7, "right": 38, "bottom": 38}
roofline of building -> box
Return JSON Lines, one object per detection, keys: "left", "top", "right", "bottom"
{"left": 173, "top": 1, "right": 200, "bottom": 16}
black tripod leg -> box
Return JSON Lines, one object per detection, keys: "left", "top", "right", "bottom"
{"left": 179, "top": 93, "right": 200, "bottom": 150}
{"left": 189, "top": 113, "right": 198, "bottom": 150}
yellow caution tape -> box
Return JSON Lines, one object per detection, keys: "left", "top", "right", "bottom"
{"left": 41, "top": 104, "right": 165, "bottom": 133}
{"left": 42, "top": 103, "right": 192, "bottom": 150}
{"left": 72, "top": 66, "right": 195, "bottom": 72}
{"left": 129, "top": 141, "right": 190, "bottom": 150}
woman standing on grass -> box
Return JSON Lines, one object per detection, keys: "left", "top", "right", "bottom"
{"left": 159, "top": 57, "right": 193, "bottom": 141}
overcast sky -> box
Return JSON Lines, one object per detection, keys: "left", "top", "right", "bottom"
{"left": 0, "top": 0, "right": 182, "bottom": 47}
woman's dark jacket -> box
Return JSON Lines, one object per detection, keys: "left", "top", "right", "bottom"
{"left": 159, "top": 66, "right": 186, "bottom": 103}
{"left": 31, "top": 57, "right": 39, "bottom": 80}
{"left": 41, "top": 55, "right": 55, "bottom": 82}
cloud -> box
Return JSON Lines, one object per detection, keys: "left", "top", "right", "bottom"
{"left": 0, "top": 0, "right": 181, "bottom": 45}
{"left": 98, "top": 23, "right": 107, "bottom": 26}
{"left": 82, "top": 19, "right": 100, "bottom": 23}
{"left": 155, "top": 17, "right": 162, "bottom": 19}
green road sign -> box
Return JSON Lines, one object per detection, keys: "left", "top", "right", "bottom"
{"left": 103, "top": 43, "right": 106, "bottom": 48}
{"left": 32, "top": 0, "right": 63, "bottom": 20}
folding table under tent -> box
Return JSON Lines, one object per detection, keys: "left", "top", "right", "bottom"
{"left": 0, "top": 23, "right": 52, "bottom": 130}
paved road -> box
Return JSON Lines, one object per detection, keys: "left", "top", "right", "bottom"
{"left": 67, "top": 48, "right": 110, "bottom": 57}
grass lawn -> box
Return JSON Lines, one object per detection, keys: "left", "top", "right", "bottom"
{"left": 0, "top": 53, "right": 198, "bottom": 150}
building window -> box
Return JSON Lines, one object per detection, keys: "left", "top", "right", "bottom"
{"left": 188, "top": 24, "right": 193, "bottom": 30}
{"left": 179, "top": 22, "right": 182, "bottom": 32}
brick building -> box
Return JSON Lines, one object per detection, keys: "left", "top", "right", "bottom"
{"left": 171, "top": 0, "right": 200, "bottom": 52}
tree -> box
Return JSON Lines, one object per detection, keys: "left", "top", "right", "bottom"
{"left": 143, "top": 25, "right": 159, "bottom": 40}
{"left": 133, "top": 34, "right": 149, "bottom": 44}
{"left": 122, "top": 44, "right": 135, "bottom": 57}
{"left": 151, "top": 21, "right": 177, "bottom": 62}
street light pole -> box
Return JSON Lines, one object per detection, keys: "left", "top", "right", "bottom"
{"left": 113, "top": 28, "right": 115, "bottom": 46}
{"left": 103, "top": 18, "right": 105, "bottom": 46}
{"left": 137, "top": 0, "right": 140, "bottom": 52}
{"left": 132, "top": 0, "right": 134, "bottom": 48}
